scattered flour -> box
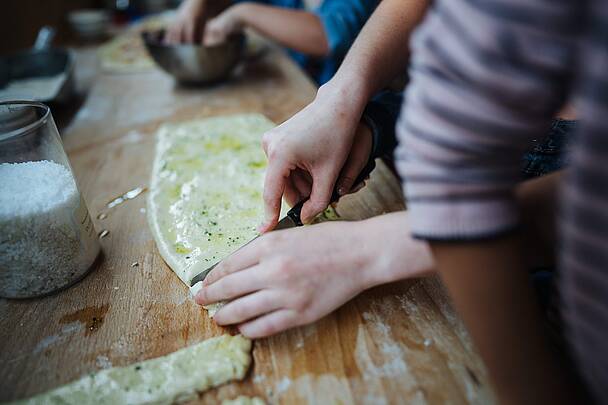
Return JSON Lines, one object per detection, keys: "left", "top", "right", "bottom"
{"left": 33, "top": 322, "right": 82, "bottom": 354}
{"left": 0, "top": 160, "right": 99, "bottom": 298}
{"left": 275, "top": 377, "right": 292, "bottom": 394}
{"left": 95, "top": 355, "right": 113, "bottom": 369}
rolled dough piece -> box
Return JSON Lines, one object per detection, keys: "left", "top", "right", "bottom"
{"left": 11, "top": 334, "right": 251, "bottom": 405}
{"left": 222, "top": 396, "right": 266, "bottom": 405}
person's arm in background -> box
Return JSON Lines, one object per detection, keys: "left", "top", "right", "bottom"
{"left": 396, "top": 0, "right": 583, "bottom": 402}
{"left": 204, "top": 4, "right": 329, "bottom": 55}
{"left": 259, "top": 0, "right": 429, "bottom": 231}
{"left": 165, "top": 0, "right": 208, "bottom": 43}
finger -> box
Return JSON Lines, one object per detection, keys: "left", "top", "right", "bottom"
{"left": 300, "top": 170, "right": 336, "bottom": 224}
{"left": 260, "top": 160, "right": 290, "bottom": 232}
{"left": 166, "top": 24, "right": 183, "bottom": 44}
{"left": 213, "top": 289, "right": 283, "bottom": 325}
{"left": 184, "top": 22, "right": 195, "bottom": 43}
{"left": 292, "top": 170, "right": 312, "bottom": 200}
{"left": 238, "top": 309, "right": 300, "bottom": 338}
{"left": 196, "top": 264, "right": 264, "bottom": 305}
{"left": 283, "top": 177, "right": 301, "bottom": 208}
{"left": 203, "top": 237, "right": 266, "bottom": 286}
{"left": 336, "top": 151, "right": 368, "bottom": 197}
{"left": 164, "top": 27, "right": 176, "bottom": 44}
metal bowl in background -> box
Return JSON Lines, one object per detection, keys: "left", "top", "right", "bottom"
{"left": 141, "top": 30, "right": 245, "bottom": 85}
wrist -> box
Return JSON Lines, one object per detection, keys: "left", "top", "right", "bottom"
{"left": 323, "top": 68, "right": 376, "bottom": 104}
{"left": 358, "top": 212, "right": 435, "bottom": 287}
{"left": 316, "top": 81, "right": 370, "bottom": 122}
{"left": 230, "top": 3, "right": 251, "bottom": 27}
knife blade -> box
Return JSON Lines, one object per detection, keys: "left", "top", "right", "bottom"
{"left": 189, "top": 158, "right": 376, "bottom": 286}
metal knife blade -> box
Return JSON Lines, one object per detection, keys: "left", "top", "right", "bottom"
{"left": 189, "top": 212, "right": 300, "bottom": 286}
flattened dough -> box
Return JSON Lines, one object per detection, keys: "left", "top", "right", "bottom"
{"left": 150, "top": 114, "right": 341, "bottom": 316}
{"left": 11, "top": 334, "right": 251, "bottom": 405}
{"left": 98, "top": 13, "right": 170, "bottom": 73}
{"left": 148, "top": 114, "right": 279, "bottom": 287}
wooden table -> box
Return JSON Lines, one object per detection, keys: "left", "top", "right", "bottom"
{"left": 0, "top": 44, "right": 495, "bottom": 404}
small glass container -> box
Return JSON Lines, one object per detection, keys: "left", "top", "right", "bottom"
{"left": 0, "top": 101, "right": 100, "bottom": 298}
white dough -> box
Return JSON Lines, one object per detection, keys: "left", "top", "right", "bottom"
{"left": 148, "top": 114, "right": 279, "bottom": 287}
{"left": 10, "top": 335, "right": 252, "bottom": 405}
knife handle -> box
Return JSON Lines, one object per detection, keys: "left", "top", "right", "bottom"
{"left": 286, "top": 158, "right": 377, "bottom": 226}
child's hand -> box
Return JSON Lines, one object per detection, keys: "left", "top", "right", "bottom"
{"left": 195, "top": 212, "right": 434, "bottom": 338}
{"left": 165, "top": 0, "right": 207, "bottom": 44}
{"left": 258, "top": 85, "right": 371, "bottom": 232}
{"left": 203, "top": 5, "right": 246, "bottom": 47}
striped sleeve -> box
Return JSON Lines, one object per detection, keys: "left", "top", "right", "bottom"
{"left": 395, "top": 0, "right": 581, "bottom": 240}
{"left": 559, "top": 1, "right": 608, "bottom": 400}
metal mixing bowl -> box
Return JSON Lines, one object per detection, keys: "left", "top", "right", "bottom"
{"left": 142, "top": 30, "right": 245, "bottom": 85}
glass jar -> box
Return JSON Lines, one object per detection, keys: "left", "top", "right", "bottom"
{"left": 0, "top": 101, "right": 100, "bottom": 298}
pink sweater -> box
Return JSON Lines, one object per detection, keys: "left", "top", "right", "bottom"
{"left": 396, "top": 0, "right": 608, "bottom": 400}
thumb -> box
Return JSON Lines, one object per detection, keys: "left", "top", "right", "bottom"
{"left": 300, "top": 171, "right": 335, "bottom": 224}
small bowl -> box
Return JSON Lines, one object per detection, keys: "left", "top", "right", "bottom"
{"left": 68, "top": 9, "right": 110, "bottom": 39}
{"left": 141, "top": 30, "right": 245, "bottom": 85}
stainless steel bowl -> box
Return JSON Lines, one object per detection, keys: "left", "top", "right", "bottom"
{"left": 142, "top": 30, "right": 245, "bottom": 85}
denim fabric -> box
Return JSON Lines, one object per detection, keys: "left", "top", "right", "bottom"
{"left": 245, "top": 0, "right": 377, "bottom": 85}
{"left": 521, "top": 119, "right": 577, "bottom": 179}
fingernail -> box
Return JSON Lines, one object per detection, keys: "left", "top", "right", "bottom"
{"left": 195, "top": 290, "right": 204, "bottom": 304}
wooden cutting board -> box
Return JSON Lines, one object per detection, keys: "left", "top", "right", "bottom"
{"left": 0, "top": 43, "right": 495, "bottom": 404}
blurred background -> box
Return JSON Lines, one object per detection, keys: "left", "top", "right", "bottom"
{"left": 0, "top": 0, "right": 183, "bottom": 54}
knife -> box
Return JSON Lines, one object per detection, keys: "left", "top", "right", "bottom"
{"left": 189, "top": 158, "right": 377, "bottom": 286}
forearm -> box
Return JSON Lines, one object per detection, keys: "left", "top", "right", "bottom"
{"left": 237, "top": 3, "right": 329, "bottom": 57}
{"left": 327, "top": 0, "right": 429, "bottom": 103}
{"left": 431, "top": 238, "right": 579, "bottom": 403}
{"left": 358, "top": 212, "right": 434, "bottom": 288}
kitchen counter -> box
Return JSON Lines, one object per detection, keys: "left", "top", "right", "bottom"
{"left": 0, "top": 43, "right": 494, "bottom": 404}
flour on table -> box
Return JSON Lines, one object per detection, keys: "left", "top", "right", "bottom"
{"left": 10, "top": 334, "right": 251, "bottom": 405}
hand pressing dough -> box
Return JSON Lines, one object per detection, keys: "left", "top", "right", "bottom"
{"left": 149, "top": 114, "right": 341, "bottom": 316}
{"left": 10, "top": 334, "right": 251, "bottom": 405}
{"left": 190, "top": 281, "right": 224, "bottom": 317}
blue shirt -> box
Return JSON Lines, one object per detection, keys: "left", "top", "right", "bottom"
{"left": 250, "top": 0, "right": 378, "bottom": 85}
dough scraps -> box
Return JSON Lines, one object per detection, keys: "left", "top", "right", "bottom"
{"left": 10, "top": 334, "right": 251, "bottom": 405}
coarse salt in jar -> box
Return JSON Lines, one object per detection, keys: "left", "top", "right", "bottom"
{"left": 0, "top": 101, "right": 100, "bottom": 298}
